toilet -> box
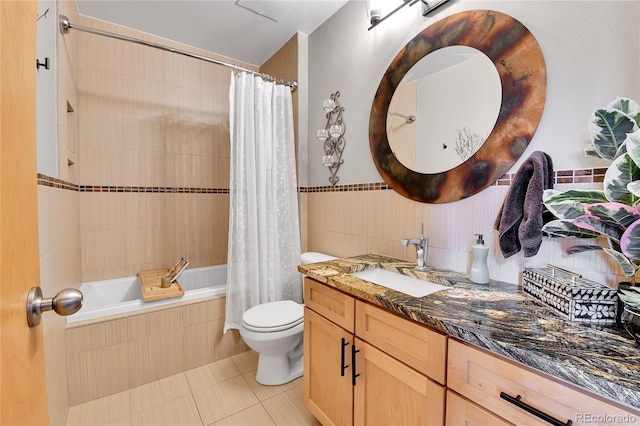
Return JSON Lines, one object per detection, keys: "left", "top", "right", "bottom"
{"left": 239, "top": 252, "right": 336, "bottom": 385}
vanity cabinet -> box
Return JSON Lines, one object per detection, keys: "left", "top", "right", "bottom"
{"left": 303, "top": 277, "right": 446, "bottom": 426}
{"left": 447, "top": 338, "right": 639, "bottom": 426}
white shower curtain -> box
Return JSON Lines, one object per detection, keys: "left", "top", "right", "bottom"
{"left": 224, "top": 71, "right": 302, "bottom": 333}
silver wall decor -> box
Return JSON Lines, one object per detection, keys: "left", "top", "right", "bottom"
{"left": 317, "top": 91, "right": 345, "bottom": 186}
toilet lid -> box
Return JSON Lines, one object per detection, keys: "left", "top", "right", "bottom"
{"left": 242, "top": 300, "right": 304, "bottom": 332}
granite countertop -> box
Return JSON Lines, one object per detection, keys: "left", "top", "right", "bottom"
{"left": 298, "top": 253, "right": 640, "bottom": 412}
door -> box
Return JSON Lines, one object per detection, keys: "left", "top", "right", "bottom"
{"left": 1, "top": 1, "right": 50, "bottom": 424}
{"left": 353, "top": 338, "right": 445, "bottom": 426}
{"left": 304, "top": 307, "right": 354, "bottom": 426}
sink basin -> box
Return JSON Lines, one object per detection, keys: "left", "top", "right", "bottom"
{"left": 350, "top": 268, "right": 449, "bottom": 297}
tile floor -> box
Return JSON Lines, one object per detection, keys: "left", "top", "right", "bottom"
{"left": 66, "top": 351, "right": 320, "bottom": 426}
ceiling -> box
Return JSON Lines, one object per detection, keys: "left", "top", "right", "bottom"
{"left": 76, "top": 0, "right": 351, "bottom": 66}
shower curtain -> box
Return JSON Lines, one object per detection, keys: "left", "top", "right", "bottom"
{"left": 224, "top": 71, "right": 302, "bottom": 333}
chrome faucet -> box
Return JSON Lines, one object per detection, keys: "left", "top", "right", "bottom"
{"left": 402, "top": 224, "right": 428, "bottom": 272}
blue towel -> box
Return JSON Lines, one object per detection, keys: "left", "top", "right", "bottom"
{"left": 494, "top": 151, "right": 554, "bottom": 258}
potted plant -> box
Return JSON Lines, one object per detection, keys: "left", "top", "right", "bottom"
{"left": 542, "top": 97, "right": 640, "bottom": 279}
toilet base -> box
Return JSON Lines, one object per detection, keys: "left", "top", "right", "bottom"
{"left": 255, "top": 354, "right": 303, "bottom": 386}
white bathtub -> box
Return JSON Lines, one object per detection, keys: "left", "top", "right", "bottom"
{"left": 68, "top": 265, "right": 227, "bottom": 323}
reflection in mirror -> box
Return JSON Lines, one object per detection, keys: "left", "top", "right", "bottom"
{"left": 388, "top": 46, "right": 501, "bottom": 174}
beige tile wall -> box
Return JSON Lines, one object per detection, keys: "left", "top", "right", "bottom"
{"left": 39, "top": 184, "right": 82, "bottom": 426}
{"left": 79, "top": 192, "right": 229, "bottom": 281}
{"left": 305, "top": 183, "right": 623, "bottom": 288}
{"left": 76, "top": 16, "right": 250, "bottom": 281}
{"left": 65, "top": 296, "right": 248, "bottom": 405}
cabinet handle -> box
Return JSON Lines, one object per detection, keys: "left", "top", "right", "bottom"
{"left": 340, "top": 337, "right": 349, "bottom": 376}
{"left": 499, "top": 392, "right": 573, "bottom": 426}
{"left": 351, "top": 344, "right": 360, "bottom": 386}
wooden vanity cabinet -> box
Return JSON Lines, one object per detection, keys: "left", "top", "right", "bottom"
{"left": 447, "top": 338, "right": 640, "bottom": 426}
{"left": 303, "top": 277, "right": 446, "bottom": 426}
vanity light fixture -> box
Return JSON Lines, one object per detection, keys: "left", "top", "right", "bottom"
{"left": 317, "top": 91, "right": 345, "bottom": 186}
{"left": 366, "top": 0, "right": 452, "bottom": 30}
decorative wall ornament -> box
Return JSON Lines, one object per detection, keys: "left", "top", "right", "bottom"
{"left": 317, "top": 91, "right": 345, "bottom": 186}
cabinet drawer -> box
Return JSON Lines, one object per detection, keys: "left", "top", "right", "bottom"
{"left": 448, "top": 339, "right": 639, "bottom": 426}
{"left": 355, "top": 300, "right": 447, "bottom": 384}
{"left": 446, "top": 390, "right": 512, "bottom": 426}
{"left": 304, "top": 277, "right": 355, "bottom": 332}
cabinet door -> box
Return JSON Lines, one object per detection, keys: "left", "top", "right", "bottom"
{"left": 353, "top": 338, "right": 445, "bottom": 426}
{"left": 446, "top": 390, "right": 513, "bottom": 426}
{"left": 304, "top": 307, "right": 354, "bottom": 426}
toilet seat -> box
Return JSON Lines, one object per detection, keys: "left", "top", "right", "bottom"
{"left": 242, "top": 300, "right": 303, "bottom": 332}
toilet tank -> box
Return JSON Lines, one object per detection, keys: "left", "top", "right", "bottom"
{"left": 300, "top": 252, "right": 336, "bottom": 265}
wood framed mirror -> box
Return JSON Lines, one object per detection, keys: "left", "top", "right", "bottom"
{"left": 369, "top": 9, "right": 546, "bottom": 203}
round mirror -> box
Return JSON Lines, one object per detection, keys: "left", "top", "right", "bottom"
{"left": 370, "top": 10, "right": 546, "bottom": 203}
{"left": 388, "top": 46, "right": 501, "bottom": 174}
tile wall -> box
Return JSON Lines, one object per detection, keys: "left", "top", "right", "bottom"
{"left": 302, "top": 170, "right": 622, "bottom": 288}
{"left": 76, "top": 16, "right": 248, "bottom": 281}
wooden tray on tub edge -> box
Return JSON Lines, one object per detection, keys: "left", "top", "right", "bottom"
{"left": 138, "top": 269, "right": 184, "bottom": 302}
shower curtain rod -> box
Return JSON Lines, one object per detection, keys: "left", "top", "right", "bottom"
{"left": 58, "top": 15, "right": 298, "bottom": 92}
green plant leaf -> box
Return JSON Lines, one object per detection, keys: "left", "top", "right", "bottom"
{"left": 625, "top": 129, "right": 640, "bottom": 168}
{"left": 542, "top": 189, "right": 607, "bottom": 220}
{"left": 574, "top": 215, "right": 624, "bottom": 242}
{"left": 566, "top": 244, "right": 603, "bottom": 254}
{"left": 603, "top": 247, "right": 638, "bottom": 276}
{"left": 604, "top": 153, "right": 640, "bottom": 205}
{"left": 565, "top": 244, "right": 637, "bottom": 275}
{"left": 627, "top": 181, "right": 640, "bottom": 198}
{"left": 589, "top": 107, "right": 639, "bottom": 160}
{"left": 541, "top": 219, "right": 600, "bottom": 238}
{"left": 584, "top": 202, "right": 640, "bottom": 228}
{"left": 608, "top": 97, "right": 640, "bottom": 126}
{"left": 621, "top": 219, "right": 640, "bottom": 259}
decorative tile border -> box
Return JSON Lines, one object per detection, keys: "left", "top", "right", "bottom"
{"left": 37, "top": 167, "right": 607, "bottom": 194}
{"left": 299, "top": 182, "right": 390, "bottom": 193}
{"left": 37, "top": 174, "right": 79, "bottom": 191}
{"left": 78, "top": 185, "right": 229, "bottom": 194}
{"left": 306, "top": 168, "right": 608, "bottom": 192}
{"left": 37, "top": 175, "right": 229, "bottom": 194}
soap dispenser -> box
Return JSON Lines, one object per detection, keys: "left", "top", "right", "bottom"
{"left": 470, "top": 234, "right": 489, "bottom": 284}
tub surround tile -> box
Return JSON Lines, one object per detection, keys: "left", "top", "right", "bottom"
{"left": 299, "top": 254, "right": 640, "bottom": 412}
{"left": 227, "top": 329, "right": 250, "bottom": 356}
{"left": 185, "top": 322, "right": 217, "bottom": 369}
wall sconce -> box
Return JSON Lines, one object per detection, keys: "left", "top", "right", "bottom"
{"left": 317, "top": 91, "right": 345, "bottom": 186}
{"left": 366, "top": 0, "right": 452, "bottom": 30}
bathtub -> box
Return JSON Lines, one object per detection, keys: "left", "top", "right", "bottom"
{"left": 65, "top": 263, "right": 250, "bottom": 406}
{"left": 68, "top": 264, "right": 227, "bottom": 323}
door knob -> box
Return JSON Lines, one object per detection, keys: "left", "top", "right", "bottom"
{"left": 26, "top": 287, "right": 83, "bottom": 327}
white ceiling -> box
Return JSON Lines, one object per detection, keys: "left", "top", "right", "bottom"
{"left": 76, "top": 0, "right": 351, "bottom": 66}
